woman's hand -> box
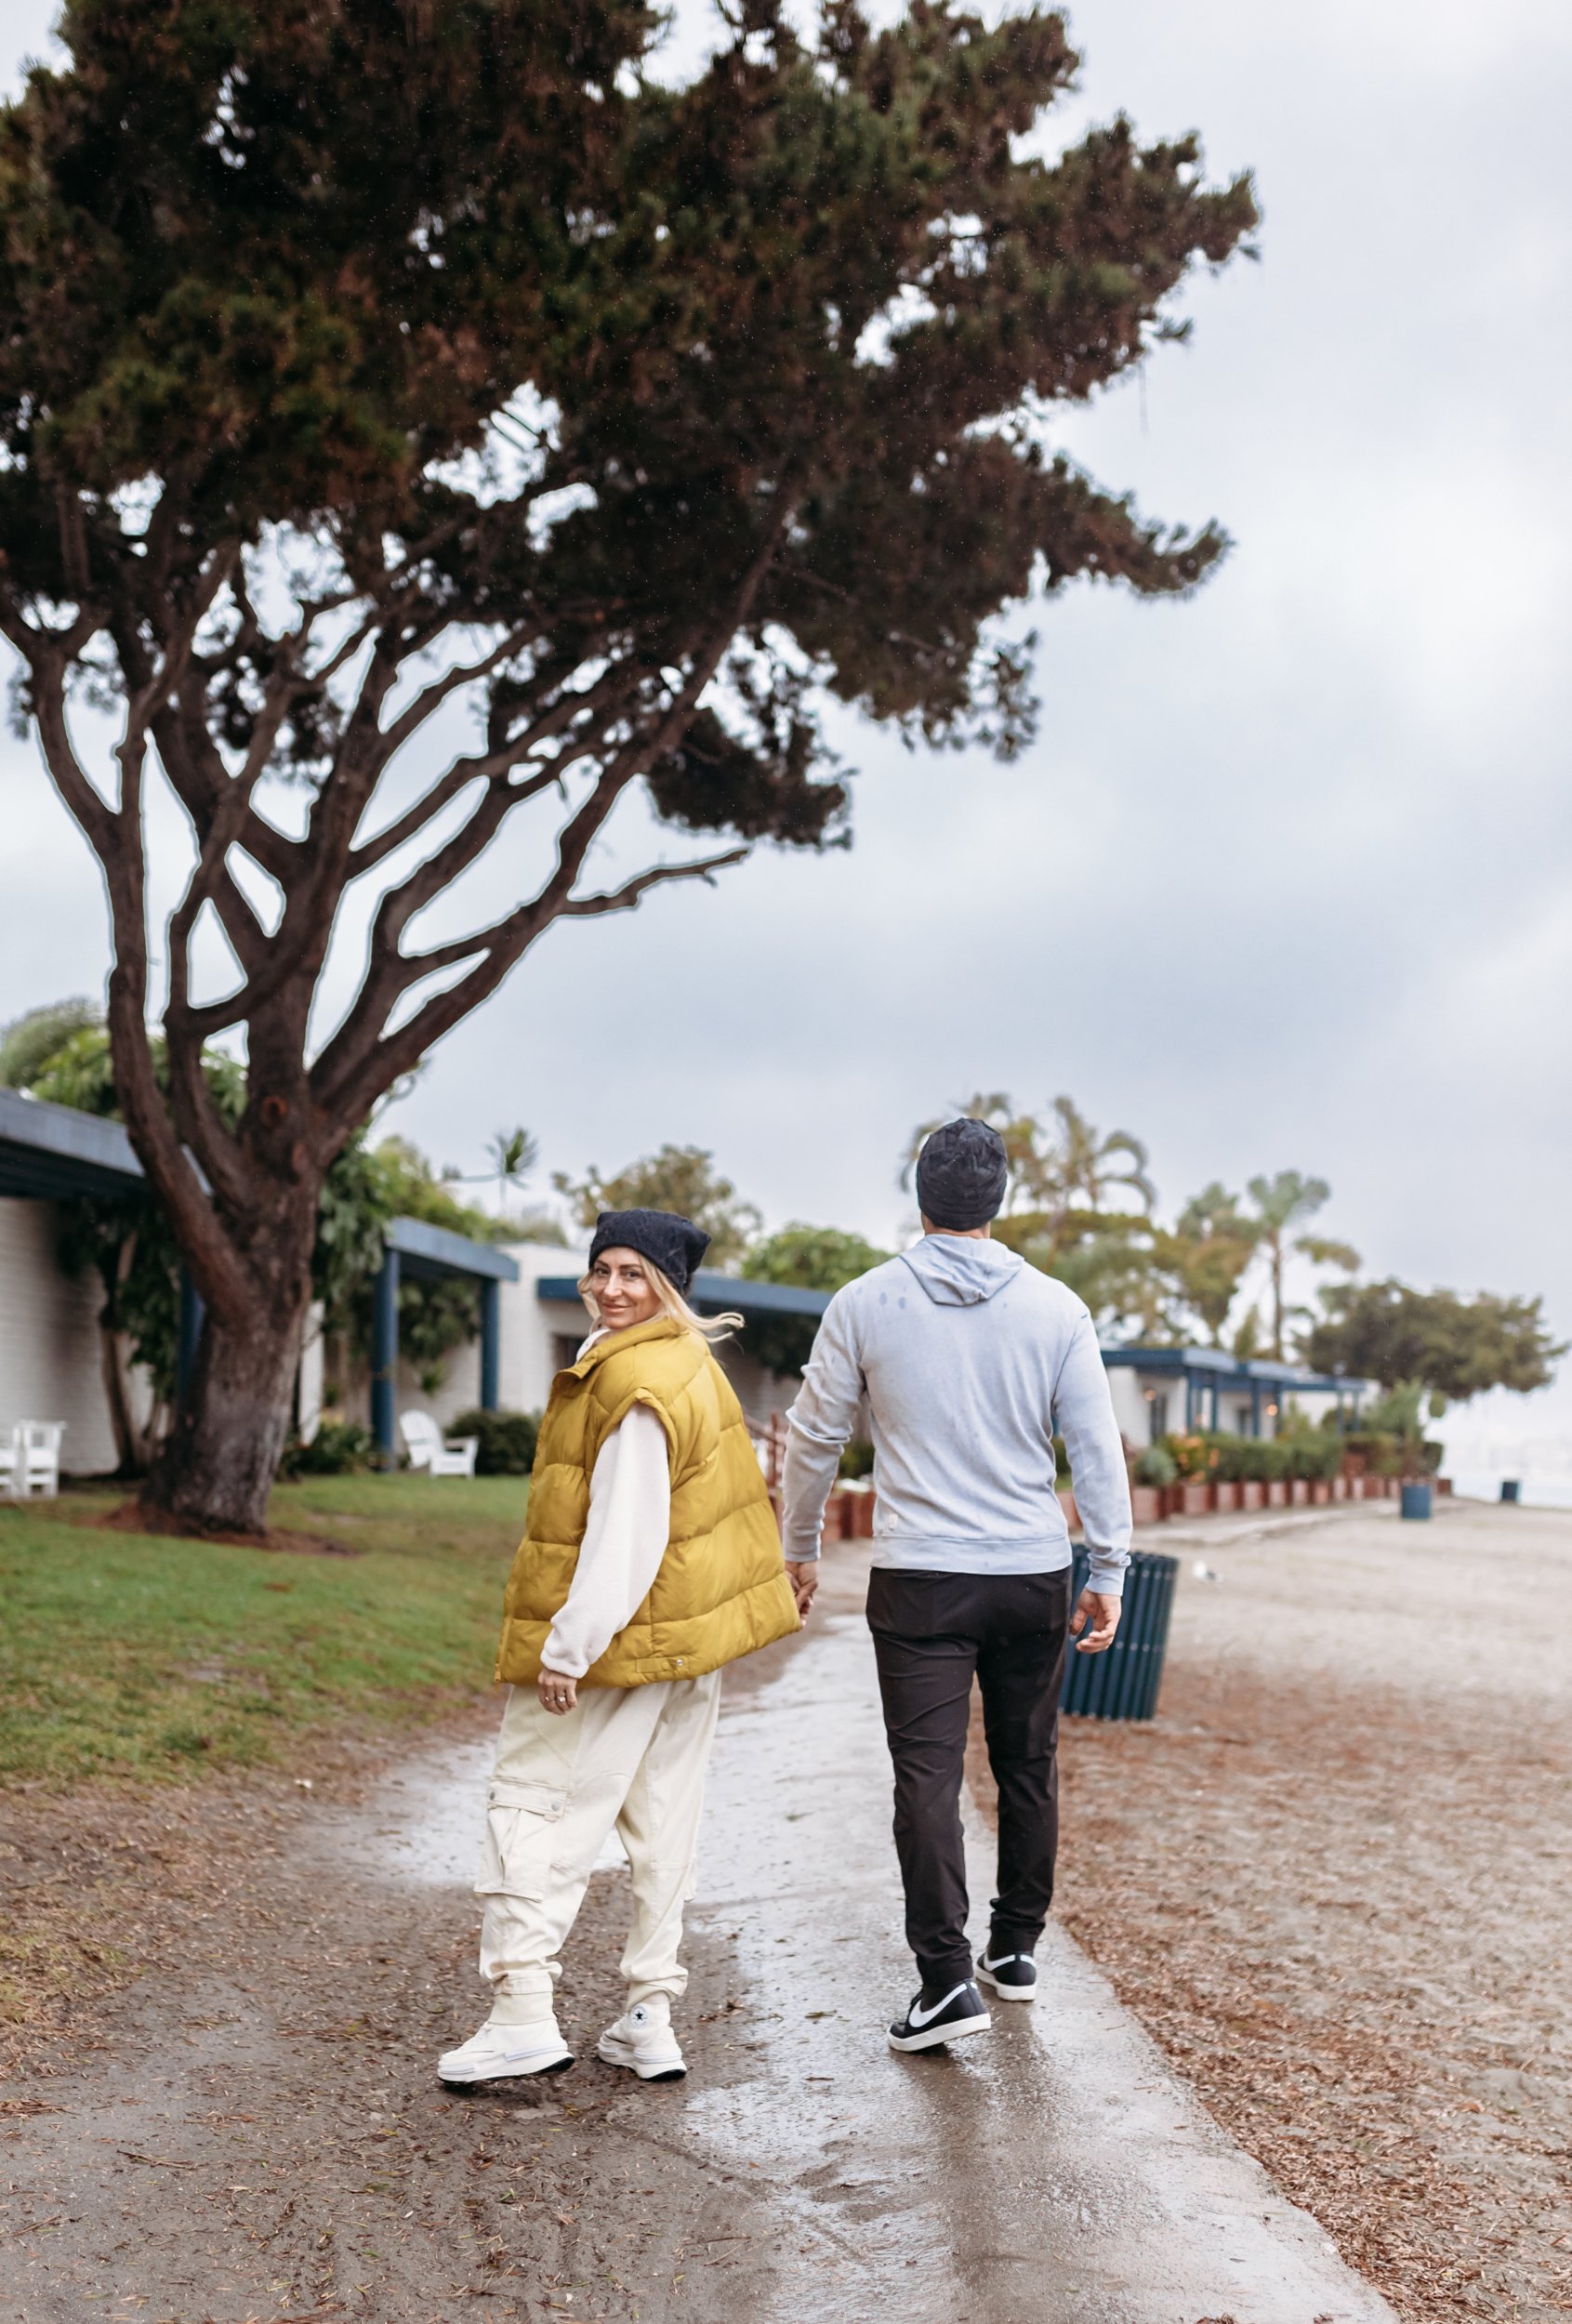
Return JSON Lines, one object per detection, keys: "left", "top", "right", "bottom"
{"left": 537, "top": 1668, "right": 578, "bottom": 1716}
{"left": 786, "top": 1560, "right": 820, "bottom": 1620}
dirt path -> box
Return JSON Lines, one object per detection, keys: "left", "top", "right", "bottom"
{"left": 1, "top": 1554, "right": 1401, "bottom": 2324}
{"left": 1018, "top": 1500, "right": 1572, "bottom": 2324}
{"left": 0, "top": 1729, "right": 791, "bottom": 2324}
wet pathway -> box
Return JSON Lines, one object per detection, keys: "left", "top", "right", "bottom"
{"left": 1, "top": 1563, "right": 1397, "bottom": 2324}
{"left": 682, "top": 1578, "right": 1398, "bottom": 2324}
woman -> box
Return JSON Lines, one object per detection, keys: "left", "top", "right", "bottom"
{"left": 438, "top": 1207, "right": 801, "bottom": 2089}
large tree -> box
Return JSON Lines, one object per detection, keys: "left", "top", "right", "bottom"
{"left": 1306, "top": 1280, "right": 1565, "bottom": 1408}
{"left": 0, "top": 0, "right": 1256, "bottom": 1531}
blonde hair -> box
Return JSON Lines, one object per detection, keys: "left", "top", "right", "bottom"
{"left": 578, "top": 1252, "right": 742, "bottom": 1345}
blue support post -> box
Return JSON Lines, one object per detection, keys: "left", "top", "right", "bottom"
{"left": 1249, "top": 1382, "right": 1262, "bottom": 1439}
{"left": 1209, "top": 1380, "right": 1221, "bottom": 1432}
{"left": 479, "top": 1276, "right": 501, "bottom": 1411}
{"left": 177, "top": 1271, "right": 205, "bottom": 1407}
{"left": 372, "top": 1247, "right": 400, "bottom": 1466}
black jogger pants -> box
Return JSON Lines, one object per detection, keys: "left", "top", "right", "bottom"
{"left": 866, "top": 1566, "right": 1072, "bottom": 1993}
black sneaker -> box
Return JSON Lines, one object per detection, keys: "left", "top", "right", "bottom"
{"left": 976, "top": 1948, "right": 1037, "bottom": 2003}
{"left": 887, "top": 1978, "right": 991, "bottom": 2053}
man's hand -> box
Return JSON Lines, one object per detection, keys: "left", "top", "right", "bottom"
{"left": 537, "top": 1668, "right": 578, "bottom": 1716}
{"left": 786, "top": 1560, "right": 820, "bottom": 1621}
{"left": 1070, "top": 1589, "right": 1121, "bottom": 1655}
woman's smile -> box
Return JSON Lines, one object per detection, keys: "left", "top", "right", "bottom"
{"left": 588, "top": 1247, "right": 663, "bottom": 1331}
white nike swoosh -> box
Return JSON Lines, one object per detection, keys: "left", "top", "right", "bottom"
{"left": 908, "top": 1984, "right": 970, "bottom": 2028}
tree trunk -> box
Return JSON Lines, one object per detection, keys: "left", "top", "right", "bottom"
{"left": 143, "top": 1292, "right": 307, "bottom": 1535}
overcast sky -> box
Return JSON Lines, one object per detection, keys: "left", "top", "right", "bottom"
{"left": 3, "top": 1, "right": 1569, "bottom": 1450}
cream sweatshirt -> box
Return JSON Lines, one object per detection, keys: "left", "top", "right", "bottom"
{"left": 539, "top": 1333, "right": 673, "bottom": 1680}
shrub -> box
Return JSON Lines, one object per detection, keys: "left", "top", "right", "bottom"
{"left": 838, "top": 1439, "right": 875, "bottom": 1482}
{"left": 1132, "top": 1445, "right": 1177, "bottom": 1488}
{"left": 1162, "top": 1433, "right": 1219, "bottom": 1481}
{"left": 449, "top": 1407, "right": 541, "bottom": 1476}
{"left": 279, "top": 1420, "right": 376, "bottom": 1478}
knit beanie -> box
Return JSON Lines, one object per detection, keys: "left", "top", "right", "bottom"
{"left": 915, "top": 1119, "right": 1009, "bottom": 1230}
{"left": 588, "top": 1208, "right": 710, "bottom": 1296}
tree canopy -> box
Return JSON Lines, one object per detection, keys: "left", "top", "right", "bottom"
{"left": 554, "top": 1142, "right": 762, "bottom": 1269}
{"left": 0, "top": 0, "right": 1257, "bottom": 1528}
{"left": 1306, "top": 1281, "right": 1565, "bottom": 1406}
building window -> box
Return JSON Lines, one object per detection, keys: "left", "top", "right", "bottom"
{"left": 552, "top": 1333, "right": 582, "bottom": 1372}
{"left": 1145, "top": 1389, "right": 1169, "bottom": 1445}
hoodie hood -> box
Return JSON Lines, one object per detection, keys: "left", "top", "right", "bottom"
{"left": 898, "top": 1235, "right": 1024, "bottom": 1308}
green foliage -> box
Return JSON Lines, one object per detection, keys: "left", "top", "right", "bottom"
{"left": 1157, "top": 1427, "right": 1344, "bottom": 1485}
{"left": 1242, "top": 1170, "right": 1359, "bottom": 1359}
{"left": 555, "top": 1145, "right": 761, "bottom": 1271}
{"left": 1132, "top": 1444, "right": 1177, "bottom": 1488}
{"left": 1342, "top": 1430, "right": 1441, "bottom": 1478}
{"left": 739, "top": 1219, "right": 892, "bottom": 1375}
{"left": 0, "top": 996, "right": 102, "bottom": 1089}
{"left": 1307, "top": 1280, "right": 1565, "bottom": 1404}
{"left": 0, "top": 1474, "right": 525, "bottom": 1785}
{"left": 743, "top": 1223, "right": 892, "bottom": 1292}
{"left": 838, "top": 1439, "right": 875, "bottom": 1482}
{"left": 276, "top": 1420, "right": 376, "bottom": 1479}
{"left": 448, "top": 1407, "right": 541, "bottom": 1479}
{"left": 1151, "top": 1182, "right": 1258, "bottom": 1347}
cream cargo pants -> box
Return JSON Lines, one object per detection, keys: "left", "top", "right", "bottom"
{"left": 476, "top": 1670, "right": 722, "bottom": 2026}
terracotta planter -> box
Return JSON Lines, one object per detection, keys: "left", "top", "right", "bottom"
{"left": 1288, "top": 1479, "right": 1311, "bottom": 1506}
{"left": 1240, "top": 1481, "right": 1265, "bottom": 1512}
{"left": 1213, "top": 1482, "right": 1241, "bottom": 1514}
{"left": 1330, "top": 1474, "right": 1347, "bottom": 1501}
{"left": 1309, "top": 1480, "right": 1331, "bottom": 1505}
{"left": 1266, "top": 1480, "right": 1288, "bottom": 1508}
{"left": 1130, "top": 1483, "right": 1162, "bottom": 1525}
{"left": 1181, "top": 1481, "right": 1213, "bottom": 1515}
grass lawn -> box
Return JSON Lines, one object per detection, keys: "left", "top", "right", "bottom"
{"left": 0, "top": 1474, "right": 529, "bottom": 1789}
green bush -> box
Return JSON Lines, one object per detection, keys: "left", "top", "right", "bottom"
{"left": 278, "top": 1419, "right": 376, "bottom": 1478}
{"left": 838, "top": 1438, "right": 875, "bottom": 1482}
{"left": 1342, "top": 1429, "right": 1403, "bottom": 1477}
{"left": 449, "top": 1407, "right": 542, "bottom": 1476}
{"left": 1132, "top": 1445, "right": 1177, "bottom": 1487}
{"left": 1159, "top": 1428, "right": 1341, "bottom": 1485}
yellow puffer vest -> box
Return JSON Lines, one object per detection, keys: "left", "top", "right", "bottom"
{"left": 495, "top": 1316, "right": 799, "bottom": 1689}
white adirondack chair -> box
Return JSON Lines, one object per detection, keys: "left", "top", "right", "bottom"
{"left": 0, "top": 1427, "right": 16, "bottom": 1498}
{"left": 400, "top": 1409, "right": 479, "bottom": 1478}
{"left": 7, "top": 1421, "right": 66, "bottom": 1498}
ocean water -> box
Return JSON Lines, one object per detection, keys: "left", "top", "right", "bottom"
{"left": 1442, "top": 1471, "right": 1572, "bottom": 1511}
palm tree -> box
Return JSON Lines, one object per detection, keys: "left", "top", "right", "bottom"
{"left": 1244, "top": 1171, "right": 1359, "bottom": 1358}
{"left": 904, "top": 1093, "right": 1155, "bottom": 1222}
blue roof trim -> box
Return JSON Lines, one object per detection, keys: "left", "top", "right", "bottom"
{"left": 1099, "top": 1343, "right": 1361, "bottom": 1394}
{"left": 0, "top": 1087, "right": 145, "bottom": 1199}
{"left": 535, "top": 1267, "right": 830, "bottom": 1318}
{"left": 385, "top": 1214, "right": 520, "bottom": 1283}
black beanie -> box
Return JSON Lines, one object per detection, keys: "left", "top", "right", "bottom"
{"left": 915, "top": 1118, "right": 1009, "bottom": 1230}
{"left": 588, "top": 1208, "right": 710, "bottom": 1296}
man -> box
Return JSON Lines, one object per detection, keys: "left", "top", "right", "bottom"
{"left": 780, "top": 1117, "right": 1131, "bottom": 2053}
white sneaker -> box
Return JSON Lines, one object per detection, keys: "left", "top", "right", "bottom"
{"left": 597, "top": 2001, "right": 687, "bottom": 2082}
{"left": 438, "top": 2018, "right": 574, "bottom": 2087}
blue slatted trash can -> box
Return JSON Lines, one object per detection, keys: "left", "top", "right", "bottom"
{"left": 1061, "top": 1546, "right": 1178, "bottom": 1722}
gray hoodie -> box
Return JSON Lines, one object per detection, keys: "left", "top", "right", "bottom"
{"left": 780, "top": 1236, "right": 1131, "bottom": 1594}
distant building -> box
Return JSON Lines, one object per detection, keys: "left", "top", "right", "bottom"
{"left": 1102, "top": 1343, "right": 1367, "bottom": 1444}
{"left": 1, "top": 1089, "right": 1367, "bottom": 1475}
